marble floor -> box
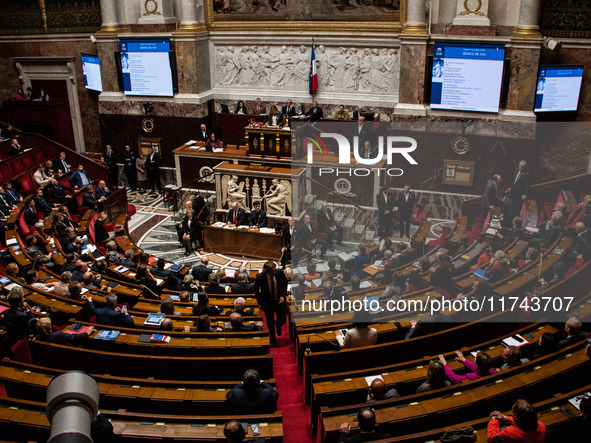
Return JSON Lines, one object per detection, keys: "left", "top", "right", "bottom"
{"left": 127, "top": 191, "right": 452, "bottom": 273}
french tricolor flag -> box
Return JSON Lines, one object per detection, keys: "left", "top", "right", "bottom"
{"left": 309, "top": 45, "right": 318, "bottom": 94}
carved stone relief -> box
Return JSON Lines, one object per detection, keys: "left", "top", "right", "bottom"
{"left": 214, "top": 44, "right": 399, "bottom": 94}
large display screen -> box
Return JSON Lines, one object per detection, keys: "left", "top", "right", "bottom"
{"left": 534, "top": 66, "right": 584, "bottom": 112}
{"left": 119, "top": 39, "right": 174, "bottom": 97}
{"left": 81, "top": 54, "right": 103, "bottom": 92}
{"left": 430, "top": 42, "right": 506, "bottom": 113}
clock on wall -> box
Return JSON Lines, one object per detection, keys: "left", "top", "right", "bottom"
{"left": 451, "top": 136, "right": 470, "bottom": 155}
{"left": 142, "top": 117, "right": 156, "bottom": 133}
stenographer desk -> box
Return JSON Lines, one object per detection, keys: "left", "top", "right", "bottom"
{"left": 203, "top": 224, "right": 282, "bottom": 260}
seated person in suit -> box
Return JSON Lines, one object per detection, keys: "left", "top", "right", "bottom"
{"left": 228, "top": 297, "right": 254, "bottom": 316}
{"left": 95, "top": 293, "right": 134, "bottom": 327}
{"left": 191, "top": 256, "right": 212, "bottom": 283}
{"left": 192, "top": 292, "right": 220, "bottom": 316}
{"left": 190, "top": 314, "right": 223, "bottom": 332}
{"left": 557, "top": 317, "right": 587, "bottom": 349}
{"left": 48, "top": 179, "right": 74, "bottom": 203}
{"left": 226, "top": 369, "right": 278, "bottom": 414}
{"left": 0, "top": 286, "right": 39, "bottom": 344}
{"left": 54, "top": 151, "right": 71, "bottom": 174}
{"left": 82, "top": 184, "right": 106, "bottom": 210}
{"left": 23, "top": 199, "right": 40, "bottom": 227}
{"left": 35, "top": 316, "right": 94, "bottom": 346}
{"left": 334, "top": 104, "right": 350, "bottom": 120}
{"left": 335, "top": 316, "right": 377, "bottom": 349}
{"left": 500, "top": 189, "right": 516, "bottom": 228}
{"left": 305, "top": 100, "right": 323, "bottom": 122}
{"left": 501, "top": 345, "right": 529, "bottom": 369}
{"left": 416, "top": 360, "right": 452, "bottom": 393}
{"left": 494, "top": 216, "right": 523, "bottom": 250}
{"left": 228, "top": 201, "right": 247, "bottom": 226}
{"left": 533, "top": 210, "right": 564, "bottom": 248}
{"left": 121, "top": 249, "right": 137, "bottom": 269}
{"left": 266, "top": 105, "right": 283, "bottom": 127}
{"left": 68, "top": 164, "right": 91, "bottom": 189}
{"left": 249, "top": 201, "right": 267, "bottom": 228}
{"left": 59, "top": 227, "right": 83, "bottom": 255}
{"left": 204, "top": 272, "right": 225, "bottom": 294}
{"left": 226, "top": 312, "right": 263, "bottom": 332}
{"left": 366, "top": 378, "right": 399, "bottom": 403}
{"left": 487, "top": 399, "right": 546, "bottom": 443}
{"left": 33, "top": 188, "right": 55, "bottom": 215}
{"left": 9, "top": 138, "right": 24, "bottom": 156}
{"left": 351, "top": 244, "right": 371, "bottom": 278}
{"left": 23, "top": 234, "right": 53, "bottom": 266}
{"left": 439, "top": 351, "right": 497, "bottom": 384}
{"left": 150, "top": 258, "right": 181, "bottom": 290}
{"left": 4, "top": 181, "right": 22, "bottom": 206}
{"left": 281, "top": 99, "right": 296, "bottom": 117}
{"left": 224, "top": 420, "right": 269, "bottom": 443}
{"left": 93, "top": 212, "right": 115, "bottom": 244}
{"left": 231, "top": 273, "right": 254, "bottom": 294}
{"left": 205, "top": 132, "right": 222, "bottom": 151}
{"left": 95, "top": 180, "right": 111, "bottom": 199}
{"left": 338, "top": 407, "right": 391, "bottom": 443}
{"left": 484, "top": 250, "right": 511, "bottom": 281}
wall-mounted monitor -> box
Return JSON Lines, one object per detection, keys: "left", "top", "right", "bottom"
{"left": 430, "top": 42, "right": 506, "bottom": 113}
{"left": 81, "top": 53, "right": 103, "bottom": 92}
{"left": 118, "top": 39, "right": 175, "bottom": 97}
{"left": 534, "top": 66, "right": 584, "bottom": 113}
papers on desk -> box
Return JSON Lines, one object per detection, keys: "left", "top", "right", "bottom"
{"left": 365, "top": 374, "right": 384, "bottom": 386}
{"left": 338, "top": 251, "right": 356, "bottom": 261}
{"left": 311, "top": 278, "right": 322, "bottom": 288}
{"left": 163, "top": 263, "right": 173, "bottom": 270}
{"left": 212, "top": 222, "right": 225, "bottom": 228}
{"left": 114, "top": 266, "right": 128, "bottom": 273}
{"left": 4, "top": 283, "right": 21, "bottom": 291}
{"left": 294, "top": 266, "right": 308, "bottom": 274}
{"left": 94, "top": 330, "right": 120, "bottom": 341}
{"left": 0, "top": 276, "right": 11, "bottom": 284}
{"left": 170, "top": 295, "right": 180, "bottom": 301}
{"left": 144, "top": 313, "right": 165, "bottom": 326}
{"left": 223, "top": 224, "right": 235, "bottom": 230}
{"left": 154, "top": 278, "right": 164, "bottom": 286}
{"left": 259, "top": 228, "right": 276, "bottom": 234}
{"left": 525, "top": 226, "right": 539, "bottom": 234}
{"left": 369, "top": 261, "right": 382, "bottom": 270}
{"left": 5, "top": 238, "right": 16, "bottom": 246}
{"left": 316, "top": 263, "right": 329, "bottom": 272}
{"left": 225, "top": 269, "right": 236, "bottom": 279}
{"left": 485, "top": 228, "right": 497, "bottom": 235}
{"left": 212, "top": 148, "right": 224, "bottom": 153}
{"left": 186, "top": 140, "right": 197, "bottom": 145}
{"left": 80, "top": 287, "right": 89, "bottom": 295}
{"left": 83, "top": 244, "right": 96, "bottom": 253}
{"left": 128, "top": 273, "right": 136, "bottom": 277}
{"left": 359, "top": 281, "right": 373, "bottom": 289}
{"left": 501, "top": 334, "right": 528, "bottom": 348}
{"left": 568, "top": 392, "right": 591, "bottom": 409}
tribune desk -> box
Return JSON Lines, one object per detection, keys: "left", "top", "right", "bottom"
{"left": 203, "top": 224, "right": 282, "bottom": 260}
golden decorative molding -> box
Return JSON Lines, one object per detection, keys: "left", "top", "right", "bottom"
{"left": 513, "top": 26, "right": 542, "bottom": 39}
{"left": 401, "top": 23, "right": 428, "bottom": 35}
{"left": 97, "top": 24, "right": 119, "bottom": 33}
{"left": 175, "top": 23, "right": 207, "bottom": 33}
{"left": 38, "top": 0, "right": 47, "bottom": 33}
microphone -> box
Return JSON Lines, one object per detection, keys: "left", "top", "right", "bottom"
{"left": 304, "top": 332, "right": 340, "bottom": 356}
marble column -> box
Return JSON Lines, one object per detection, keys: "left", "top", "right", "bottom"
{"left": 394, "top": 35, "right": 428, "bottom": 115}
{"left": 502, "top": 40, "right": 541, "bottom": 120}
{"left": 177, "top": 0, "right": 203, "bottom": 31}
{"left": 402, "top": 0, "right": 428, "bottom": 35}
{"left": 513, "top": 0, "right": 542, "bottom": 38}
{"left": 99, "top": 0, "right": 119, "bottom": 32}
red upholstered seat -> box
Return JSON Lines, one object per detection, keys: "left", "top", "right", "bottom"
{"left": 21, "top": 154, "right": 34, "bottom": 169}
{"left": 88, "top": 212, "right": 98, "bottom": 244}
{"left": 410, "top": 205, "right": 427, "bottom": 226}
{"left": 10, "top": 339, "right": 32, "bottom": 364}
{"left": 19, "top": 212, "right": 31, "bottom": 235}
{"left": 17, "top": 174, "right": 35, "bottom": 196}
{"left": 127, "top": 204, "right": 136, "bottom": 217}
{"left": 31, "top": 149, "right": 44, "bottom": 164}
{"left": 1, "top": 163, "right": 14, "bottom": 179}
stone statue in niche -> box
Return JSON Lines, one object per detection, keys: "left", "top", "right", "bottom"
{"left": 263, "top": 179, "right": 291, "bottom": 216}
{"left": 213, "top": 44, "right": 399, "bottom": 94}
{"left": 222, "top": 175, "right": 248, "bottom": 209}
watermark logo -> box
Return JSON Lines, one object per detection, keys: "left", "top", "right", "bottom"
{"left": 306, "top": 134, "right": 418, "bottom": 166}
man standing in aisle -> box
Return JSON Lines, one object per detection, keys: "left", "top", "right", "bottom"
{"left": 254, "top": 261, "right": 288, "bottom": 347}
{"left": 398, "top": 184, "right": 416, "bottom": 239}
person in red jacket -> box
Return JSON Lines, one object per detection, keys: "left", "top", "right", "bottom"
{"left": 487, "top": 399, "right": 546, "bottom": 442}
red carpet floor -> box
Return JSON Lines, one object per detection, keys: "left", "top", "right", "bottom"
{"left": 268, "top": 320, "right": 315, "bottom": 443}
